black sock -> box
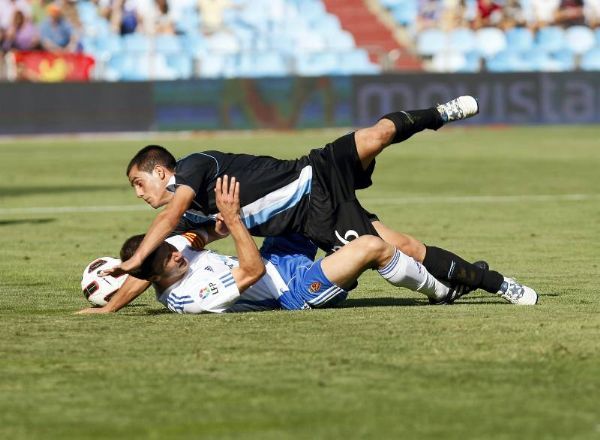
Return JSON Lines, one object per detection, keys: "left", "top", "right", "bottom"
{"left": 380, "top": 108, "right": 444, "bottom": 144}
{"left": 423, "top": 246, "right": 504, "bottom": 293}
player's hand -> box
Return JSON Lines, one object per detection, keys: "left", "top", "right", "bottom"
{"left": 100, "top": 258, "right": 140, "bottom": 278}
{"left": 215, "top": 175, "right": 240, "bottom": 224}
{"left": 75, "top": 307, "right": 112, "bottom": 315}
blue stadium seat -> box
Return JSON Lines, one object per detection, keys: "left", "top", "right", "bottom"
{"left": 166, "top": 55, "right": 194, "bottom": 79}
{"left": 552, "top": 49, "right": 576, "bottom": 71}
{"left": 475, "top": 27, "right": 507, "bottom": 58}
{"left": 535, "top": 26, "right": 565, "bottom": 52}
{"left": 237, "top": 52, "right": 289, "bottom": 77}
{"left": 486, "top": 50, "right": 529, "bottom": 72}
{"left": 505, "top": 27, "right": 534, "bottom": 52}
{"left": 580, "top": 47, "right": 600, "bottom": 70}
{"left": 295, "top": 52, "right": 338, "bottom": 76}
{"left": 416, "top": 29, "right": 447, "bottom": 57}
{"left": 521, "top": 49, "right": 565, "bottom": 71}
{"left": 392, "top": 0, "right": 418, "bottom": 26}
{"left": 123, "top": 34, "right": 151, "bottom": 53}
{"left": 205, "top": 32, "right": 240, "bottom": 54}
{"left": 448, "top": 28, "right": 476, "bottom": 53}
{"left": 430, "top": 51, "right": 468, "bottom": 72}
{"left": 93, "top": 33, "right": 123, "bottom": 60}
{"left": 327, "top": 30, "right": 356, "bottom": 51}
{"left": 336, "top": 49, "right": 381, "bottom": 75}
{"left": 154, "top": 35, "right": 182, "bottom": 54}
{"left": 197, "top": 54, "right": 236, "bottom": 78}
{"left": 565, "top": 26, "right": 596, "bottom": 55}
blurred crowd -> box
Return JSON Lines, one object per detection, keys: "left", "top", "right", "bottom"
{"left": 0, "top": 0, "right": 82, "bottom": 53}
{"left": 417, "top": 0, "right": 600, "bottom": 32}
{"left": 0, "top": 0, "right": 236, "bottom": 54}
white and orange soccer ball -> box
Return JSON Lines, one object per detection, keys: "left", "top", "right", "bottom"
{"left": 81, "top": 257, "right": 128, "bottom": 306}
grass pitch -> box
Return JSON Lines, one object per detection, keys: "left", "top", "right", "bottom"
{"left": 0, "top": 126, "right": 599, "bottom": 439}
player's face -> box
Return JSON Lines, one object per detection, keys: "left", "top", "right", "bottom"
{"left": 128, "top": 165, "right": 172, "bottom": 208}
{"left": 161, "top": 250, "right": 188, "bottom": 281}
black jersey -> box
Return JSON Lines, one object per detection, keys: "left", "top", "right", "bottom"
{"left": 168, "top": 151, "right": 312, "bottom": 237}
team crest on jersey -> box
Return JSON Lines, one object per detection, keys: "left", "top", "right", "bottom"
{"left": 309, "top": 282, "right": 322, "bottom": 293}
{"left": 199, "top": 282, "right": 219, "bottom": 299}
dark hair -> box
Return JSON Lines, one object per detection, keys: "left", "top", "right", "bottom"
{"left": 126, "top": 145, "right": 176, "bottom": 176}
{"left": 120, "top": 234, "right": 176, "bottom": 280}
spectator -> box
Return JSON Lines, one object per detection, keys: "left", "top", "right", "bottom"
{"left": 135, "top": 0, "right": 176, "bottom": 35}
{"left": 584, "top": 0, "right": 600, "bottom": 27}
{"left": 474, "top": 0, "right": 504, "bottom": 28}
{"left": 39, "top": 2, "right": 80, "bottom": 53}
{"left": 0, "top": 0, "right": 32, "bottom": 31}
{"left": 417, "top": 0, "right": 444, "bottom": 30}
{"left": 554, "top": 0, "right": 585, "bottom": 26}
{"left": 2, "top": 9, "right": 40, "bottom": 51}
{"left": 501, "top": 0, "right": 527, "bottom": 29}
{"left": 96, "top": 0, "right": 139, "bottom": 35}
{"left": 198, "top": 0, "right": 232, "bottom": 34}
{"left": 525, "top": 0, "right": 560, "bottom": 29}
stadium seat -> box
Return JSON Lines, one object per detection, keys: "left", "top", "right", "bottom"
{"left": 505, "top": 27, "right": 534, "bottom": 52}
{"left": 580, "top": 47, "right": 600, "bottom": 70}
{"left": 205, "top": 32, "right": 240, "bottom": 55}
{"left": 166, "top": 55, "right": 195, "bottom": 79}
{"left": 448, "top": 28, "right": 476, "bottom": 53}
{"left": 552, "top": 49, "right": 576, "bottom": 71}
{"left": 486, "top": 50, "right": 529, "bottom": 72}
{"left": 326, "top": 30, "right": 356, "bottom": 52}
{"left": 237, "top": 52, "right": 290, "bottom": 77}
{"left": 123, "top": 34, "right": 152, "bottom": 53}
{"left": 336, "top": 49, "right": 381, "bottom": 75}
{"left": 475, "top": 28, "right": 507, "bottom": 58}
{"left": 295, "top": 52, "right": 338, "bottom": 76}
{"left": 430, "top": 51, "right": 468, "bottom": 72}
{"left": 391, "top": 0, "right": 418, "bottom": 26}
{"left": 92, "top": 33, "right": 123, "bottom": 60}
{"left": 416, "top": 29, "right": 447, "bottom": 57}
{"left": 521, "top": 49, "right": 564, "bottom": 72}
{"left": 564, "top": 26, "right": 596, "bottom": 55}
{"left": 535, "top": 26, "right": 565, "bottom": 52}
{"left": 197, "top": 54, "right": 236, "bottom": 78}
{"left": 154, "top": 35, "right": 182, "bottom": 54}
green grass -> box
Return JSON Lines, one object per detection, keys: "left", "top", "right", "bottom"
{"left": 0, "top": 126, "right": 599, "bottom": 439}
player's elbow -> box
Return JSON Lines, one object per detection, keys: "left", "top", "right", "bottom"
{"left": 236, "top": 264, "right": 266, "bottom": 292}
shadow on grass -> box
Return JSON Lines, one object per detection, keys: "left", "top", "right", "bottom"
{"left": 0, "top": 218, "right": 55, "bottom": 226}
{"left": 0, "top": 184, "right": 125, "bottom": 198}
{"left": 339, "top": 297, "right": 423, "bottom": 308}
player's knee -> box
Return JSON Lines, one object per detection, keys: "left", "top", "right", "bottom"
{"left": 397, "top": 239, "right": 425, "bottom": 262}
{"left": 355, "top": 235, "right": 387, "bottom": 261}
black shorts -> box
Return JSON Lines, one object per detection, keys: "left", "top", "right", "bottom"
{"left": 304, "top": 132, "right": 380, "bottom": 252}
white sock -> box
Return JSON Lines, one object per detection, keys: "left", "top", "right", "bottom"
{"left": 378, "top": 249, "right": 449, "bottom": 301}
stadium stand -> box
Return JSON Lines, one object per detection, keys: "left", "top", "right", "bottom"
{"left": 1, "top": 0, "right": 600, "bottom": 80}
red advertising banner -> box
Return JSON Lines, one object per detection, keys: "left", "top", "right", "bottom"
{"left": 11, "top": 51, "right": 95, "bottom": 82}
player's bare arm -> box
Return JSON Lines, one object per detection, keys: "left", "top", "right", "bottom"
{"left": 76, "top": 276, "right": 151, "bottom": 314}
{"left": 103, "top": 185, "right": 195, "bottom": 277}
{"left": 216, "top": 175, "right": 265, "bottom": 292}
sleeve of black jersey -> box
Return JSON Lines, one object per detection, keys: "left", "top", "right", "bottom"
{"left": 174, "top": 153, "right": 219, "bottom": 195}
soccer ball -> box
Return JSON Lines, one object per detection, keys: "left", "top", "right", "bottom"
{"left": 81, "top": 257, "right": 128, "bottom": 306}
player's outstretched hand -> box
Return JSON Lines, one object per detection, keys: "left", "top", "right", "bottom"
{"left": 215, "top": 175, "right": 240, "bottom": 225}
{"left": 100, "top": 258, "right": 139, "bottom": 278}
{"left": 75, "top": 307, "right": 112, "bottom": 315}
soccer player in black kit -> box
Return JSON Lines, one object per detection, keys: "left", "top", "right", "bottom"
{"left": 103, "top": 96, "right": 537, "bottom": 306}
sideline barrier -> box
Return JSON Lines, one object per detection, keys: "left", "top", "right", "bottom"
{"left": 1, "top": 72, "right": 599, "bottom": 135}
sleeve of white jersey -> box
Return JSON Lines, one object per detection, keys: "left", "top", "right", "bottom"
{"left": 164, "top": 271, "right": 240, "bottom": 314}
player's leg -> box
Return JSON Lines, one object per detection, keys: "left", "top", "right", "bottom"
{"left": 319, "top": 235, "right": 451, "bottom": 303}
{"left": 355, "top": 96, "right": 479, "bottom": 170}
{"left": 371, "top": 220, "right": 538, "bottom": 305}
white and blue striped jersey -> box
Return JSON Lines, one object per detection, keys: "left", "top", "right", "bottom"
{"left": 156, "top": 236, "right": 287, "bottom": 313}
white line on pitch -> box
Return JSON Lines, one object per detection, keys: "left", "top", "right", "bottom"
{"left": 0, "top": 193, "right": 598, "bottom": 216}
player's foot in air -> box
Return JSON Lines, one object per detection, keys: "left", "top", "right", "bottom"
{"left": 497, "top": 277, "right": 538, "bottom": 305}
{"left": 429, "top": 260, "right": 489, "bottom": 305}
{"left": 437, "top": 96, "right": 479, "bottom": 123}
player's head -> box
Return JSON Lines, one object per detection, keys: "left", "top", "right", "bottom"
{"left": 126, "top": 145, "right": 176, "bottom": 209}
{"left": 121, "top": 234, "right": 188, "bottom": 285}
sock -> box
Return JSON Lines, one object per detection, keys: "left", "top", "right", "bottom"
{"left": 380, "top": 108, "right": 444, "bottom": 144}
{"left": 378, "top": 249, "right": 449, "bottom": 301}
{"left": 422, "top": 246, "right": 504, "bottom": 293}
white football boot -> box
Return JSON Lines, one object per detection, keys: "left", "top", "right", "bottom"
{"left": 497, "top": 277, "right": 538, "bottom": 305}
{"left": 436, "top": 96, "right": 479, "bottom": 123}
